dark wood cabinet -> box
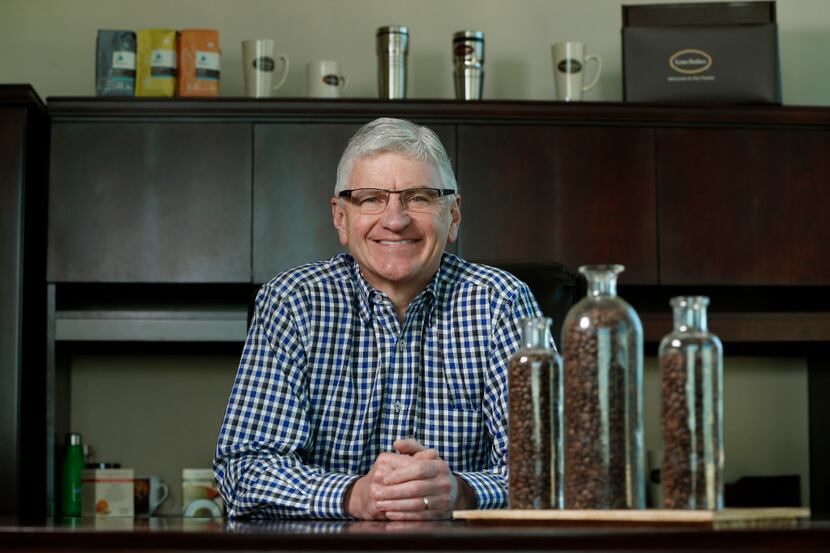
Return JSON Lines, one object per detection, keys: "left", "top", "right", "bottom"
{"left": 252, "top": 123, "right": 357, "bottom": 282}
{"left": 253, "top": 122, "right": 456, "bottom": 282}
{"left": 36, "top": 97, "right": 830, "bottom": 517}
{"left": 657, "top": 128, "right": 830, "bottom": 285}
{"left": 0, "top": 86, "right": 49, "bottom": 518}
{"left": 457, "top": 125, "right": 657, "bottom": 283}
{"left": 48, "top": 122, "right": 252, "bottom": 283}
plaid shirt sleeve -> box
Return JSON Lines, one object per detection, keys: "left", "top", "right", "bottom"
{"left": 213, "top": 285, "right": 359, "bottom": 519}
{"left": 453, "top": 281, "right": 543, "bottom": 509}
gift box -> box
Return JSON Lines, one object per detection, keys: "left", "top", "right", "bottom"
{"left": 622, "top": 1, "right": 780, "bottom": 103}
{"left": 82, "top": 468, "right": 134, "bottom": 517}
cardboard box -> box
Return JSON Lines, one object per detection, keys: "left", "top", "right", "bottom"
{"left": 622, "top": 2, "right": 780, "bottom": 103}
{"left": 82, "top": 468, "right": 134, "bottom": 517}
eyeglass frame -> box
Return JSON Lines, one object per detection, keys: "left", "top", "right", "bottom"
{"left": 336, "top": 187, "right": 457, "bottom": 213}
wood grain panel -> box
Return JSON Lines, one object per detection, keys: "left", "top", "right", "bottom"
{"left": 0, "top": 87, "right": 49, "bottom": 518}
{"left": 48, "top": 122, "right": 252, "bottom": 282}
{"left": 457, "top": 125, "right": 657, "bottom": 284}
{"left": 658, "top": 128, "right": 830, "bottom": 285}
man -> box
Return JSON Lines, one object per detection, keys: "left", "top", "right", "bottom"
{"left": 214, "top": 118, "right": 543, "bottom": 519}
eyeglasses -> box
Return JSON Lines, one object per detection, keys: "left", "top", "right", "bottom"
{"left": 338, "top": 187, "right": 456, "bottom": 214}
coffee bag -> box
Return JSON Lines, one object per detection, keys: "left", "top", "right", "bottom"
{"left": 177, "top": 29, "right": 221, "bottom": 97}
{"left": 136, "top": 29, "right": 177, "bottom": 96}
{"left": 96, "top": 30, "right": 136, "bottom": 96}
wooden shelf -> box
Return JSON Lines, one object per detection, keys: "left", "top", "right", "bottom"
{"left": 54, "top": 309, "right": 247, "bottom": 342}
{"left": 46, "top": 96, "right": 830, "bottom": 127}
{"left": 641, "top": 312, "right": 830, "bottom": 343}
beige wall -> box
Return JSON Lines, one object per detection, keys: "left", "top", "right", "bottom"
{"left": 71, "top": 354, "right": 238, "bottom": 515}
{"left": 1, "top": 0, "right": 829, "bottom": 104}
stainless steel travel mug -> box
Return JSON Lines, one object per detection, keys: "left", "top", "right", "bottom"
{"left": 376, "top": 26, "right": 409, "bottom": 99}
{"left": 453, "top": 30, "right": 484, "bottom": 101}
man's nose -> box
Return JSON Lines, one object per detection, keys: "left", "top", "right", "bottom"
{"left": 380, "top": 194, "right": 411, "bottom": 229}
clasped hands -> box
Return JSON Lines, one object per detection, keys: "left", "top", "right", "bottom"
{"left": 345, "top": 438, "right": 474, "bottom": 520}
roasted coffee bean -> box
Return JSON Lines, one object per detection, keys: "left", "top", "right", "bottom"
{"left": 562, "top": 307, "right": 636, "bottom": 509}
{"left": 661, "top": 350, "right": 710, "bottom": 509}
{"left": 508, "top": 351, "right": 556, "bottom": 509}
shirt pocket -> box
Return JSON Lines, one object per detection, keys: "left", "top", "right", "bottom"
{"left": 440, "top": 353, "right": 486, "bottom": 411}
{"left": 443, "top": 406, "right": 486, "bottom": 471}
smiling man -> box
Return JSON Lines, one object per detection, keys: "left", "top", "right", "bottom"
{"left": 214, "top": 118, "right": 543, "bottom": 520}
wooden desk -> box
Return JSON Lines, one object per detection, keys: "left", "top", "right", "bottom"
{"left": 1, "top": 517, "right": 829, "bottom": 552}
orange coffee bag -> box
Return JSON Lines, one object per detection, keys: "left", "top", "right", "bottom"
{"left": 177, "top": 29, "right": 221, "bottom": 97}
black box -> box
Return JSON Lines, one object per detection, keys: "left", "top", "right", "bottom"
{"left": 622, "top": 2, "right": 780, "bottom": 103}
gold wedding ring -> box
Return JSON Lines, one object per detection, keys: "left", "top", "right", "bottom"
{"left": 423, "top": 496, "right": 430, "bottom": 511}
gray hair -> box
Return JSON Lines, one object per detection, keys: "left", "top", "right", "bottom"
{"left": 334, "top": 118, "right": 457, "bottom": 195}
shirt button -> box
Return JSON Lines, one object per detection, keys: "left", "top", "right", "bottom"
{"left": 393, "top": 401, "right": 402, "bottom": 414}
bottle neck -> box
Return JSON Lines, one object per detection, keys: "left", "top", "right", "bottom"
{"left": 671, "top": 297, "right": 709, "bottom": 332}
{"left": 581, "top": 265, "right": 622, "bottom": 298}
{"left": 520, "top": 317, "right": 552, "bottom": 349}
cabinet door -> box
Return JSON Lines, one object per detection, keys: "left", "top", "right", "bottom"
{"left": 658, "top": 128, "right": 830, "bottom": 285}
{"left": 1, "top": 98, "right": 48, "bottom": 518}
{"left": 457, "top": 125, "right": 657, "bottom": 284}
{"left": 253, "top": 123, "right": 455, "bottom": 282}
{"left": 48, "top": 122, "right": 252, "bottom": 283}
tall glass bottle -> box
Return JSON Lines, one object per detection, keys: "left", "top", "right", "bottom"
{"left": 659, "top": 296, "right": 724, "bottom": 510}
{"left": 61, "top": 432, "right": 84, "bottom": 517}
{"left": 508, "top": 317, "right": 563, "bottom": 509}
{"left": 561, "top": 265, "right": 645, "bottom": 509}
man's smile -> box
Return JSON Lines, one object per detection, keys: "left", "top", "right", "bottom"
{"left": 376, "top": 239, "right": 418, "bottom": 245}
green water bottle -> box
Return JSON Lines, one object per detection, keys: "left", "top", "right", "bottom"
{"left": 61, "top": 433, "right": 84, "bottom": 517}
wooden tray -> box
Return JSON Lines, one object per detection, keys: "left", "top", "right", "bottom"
{"left": 453, "top": 508, "right": 811, "bottom": 529}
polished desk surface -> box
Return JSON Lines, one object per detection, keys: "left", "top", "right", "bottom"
{"left": 2, "top": 517, "right": 830, "bottom": 552}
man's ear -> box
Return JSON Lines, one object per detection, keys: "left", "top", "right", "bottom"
{"left": 447, "top": 195, "right": 462, "bottom": 243}
{"left": 331, "top": 197, "right": 348, "bottom": 246}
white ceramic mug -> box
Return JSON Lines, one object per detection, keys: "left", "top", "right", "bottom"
{"left": 307, "top": 60, "right": 347, "bottom": 98}
{"left": 242, "top": 39, "right": 290, "bottom": 98}
{"left": 551, "top": 41, "right": 602, "bottom": 102}
{"left": 134, "top": 475, "right": 170, "bottom": 516}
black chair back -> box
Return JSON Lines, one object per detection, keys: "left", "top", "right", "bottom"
{"left": 475, "top": 260, "right": 577, "bottom": 348}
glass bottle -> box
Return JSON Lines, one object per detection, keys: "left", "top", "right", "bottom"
{"left": 561, "top": 265, "right": 645, "bottom": 509}
{"left": 508, "top": 317, "right": 563, "bottom": 509}
{"left": 659, "top": 296, "right": 724, "bottom": 510}
{"left": 61, "top": 432, "right": 84, "bottom": 517}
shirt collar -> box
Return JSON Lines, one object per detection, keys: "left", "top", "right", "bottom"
{"left": 349, "top": 253, "right": 456, "bottom": 326}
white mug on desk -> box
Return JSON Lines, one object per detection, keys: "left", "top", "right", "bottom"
{"left": 242, "top": 39, "right": 290, "bottom": 98}
{"left": 551, "top": 41, "right": 602, "bottom": 101}
{"left": 307, "top": 60, "right": 348, "bottom": 98}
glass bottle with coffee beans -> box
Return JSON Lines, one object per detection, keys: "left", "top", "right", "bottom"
{"left": 507, "top": 316, "right": 563, "bottom": 509}
{"left": 561, "top": 265, "right": 646, "bottom": 509}
{"left": 659, "top": 296, "right": 724, "bottom": 510}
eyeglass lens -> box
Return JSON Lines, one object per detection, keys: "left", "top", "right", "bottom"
{"left": 349, "top": 188, "right": 445, "bottom": 213}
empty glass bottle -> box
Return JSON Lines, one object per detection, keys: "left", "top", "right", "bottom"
{"left": 659, "top": 296, "right": 724, "bottom": 510}
{"left": 508, "top": 317, "right": 563, "bottom": 509}
{"left": 561, "top": 265, "right": 645, "bottom": 509}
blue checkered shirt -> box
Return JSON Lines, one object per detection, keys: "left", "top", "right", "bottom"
{"left": 214, "top": 252, "right": 542, "bottom": 518}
